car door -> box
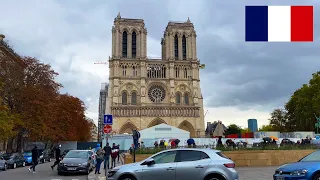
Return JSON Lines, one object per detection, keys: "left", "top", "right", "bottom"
{"left": 175, "top": 150, "right": 211, "bottom": 180}
{"left": 141, "top": 151, "right": 178, "bottom": 180}
{"left": 88, "top": 151, "right": 93, "bottom": 168}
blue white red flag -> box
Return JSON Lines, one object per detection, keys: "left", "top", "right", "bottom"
{"left": 245, "top": 6, "right": 313, "bottom": 42}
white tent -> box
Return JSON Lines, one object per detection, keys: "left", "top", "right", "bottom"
{"left": 139, "top": 123, "right": 190, "bottom": 139}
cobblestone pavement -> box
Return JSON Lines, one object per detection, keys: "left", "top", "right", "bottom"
{"left": 237, "top": 166, "right": 277, "bottom": 180}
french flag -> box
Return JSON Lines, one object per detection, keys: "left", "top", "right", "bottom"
{"left": 245, "top": 6, "right": 313, "bottom": 42}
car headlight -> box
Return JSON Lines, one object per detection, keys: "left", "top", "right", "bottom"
{"left": 108, "top": 167, "right": 120, "bottom": 177}
{"left": 291, "top": 169, "right": 308, "bottom": 176}
{"left": 79, "top": 162, "right": 88, "bottom": 166}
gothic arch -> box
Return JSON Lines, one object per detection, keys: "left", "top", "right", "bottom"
{"left": 148, "top": 118, "right": 167, "bottom": 128}
{"left": 119, "top": 82, "right": 139, "bottom": 95}
{"left": 119, "top": 121, "right": 139, "bottom": 134}
{"left": 174, "top": 83, "right": 191, "bottom": 92}
{"left": 178, "top": 120, "right": 196, "bottom": 138}
{"left": 120, "top": 27, "right": 129, "bottom": 33}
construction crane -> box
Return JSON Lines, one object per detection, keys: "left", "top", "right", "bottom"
{"left": 94, "top": 61, "right": 108, "bottom": 64}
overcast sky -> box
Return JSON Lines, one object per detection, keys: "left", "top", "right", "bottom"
{"left": 1, "top": 0, "right": 319, "bottom": 129}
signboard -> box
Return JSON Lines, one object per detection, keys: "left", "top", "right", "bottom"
{"left": 104, "top": 114, "right": 113, "bottom": 125}
{"left": 103, "top": 125, "right": 112, "bottom": 134}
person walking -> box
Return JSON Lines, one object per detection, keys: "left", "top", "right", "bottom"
{"left": 51, "top": 144, "right": 61, "bottom": 170}
{"left": 28, "top": 145, "right": 39, "bottom": 173}
{"left": 116, "top": 144, "right": 120, "bottom": 163}
{"left": 103, "top": 143, "right": 112, "bottom": 169}
{"left": 95, "top": 144, "right": 103, "bottom": 174}
{"left": 111, "top": 143, "right": 118, "bottom": 168}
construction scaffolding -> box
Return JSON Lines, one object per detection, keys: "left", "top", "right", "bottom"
{"left": 98, "top": 83, "right": 108, "bottom": 142}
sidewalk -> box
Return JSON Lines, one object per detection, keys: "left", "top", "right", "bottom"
{"left": 88, "top": 155, "right": 124, "bottom": 180}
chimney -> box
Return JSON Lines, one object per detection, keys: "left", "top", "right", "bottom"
{"left": 0, "top": 34, "right": 5, "bottom": 41}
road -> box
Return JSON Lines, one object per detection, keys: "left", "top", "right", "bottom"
{"left": 237, "top": 166, "right": 276, "bottom": 180}
{"left": 0, "top": 161, "right": 89, "bottom": 180}
{"left": 0, "top": 161, "right": 277, "bottom": 180}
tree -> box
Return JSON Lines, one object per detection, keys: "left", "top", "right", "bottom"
{"left": 259, "top": 124, "right": 276, "bottom": 131}
{"left": 241, "top": 128, "right": 251, "bottom": 134}
{"left": 285, "top": 71, "right": 320, "bottom": 131}
{"left": 225, "top": 124, "right": 243, "bottom": 135}
{"left": 268, "top": 108, "right": 289, "bottom": 132}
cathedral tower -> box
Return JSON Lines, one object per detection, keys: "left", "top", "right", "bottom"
{"left": 107, "top": 13, "right": 205, "bottom": 137}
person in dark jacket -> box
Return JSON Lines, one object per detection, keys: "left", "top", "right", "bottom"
{"left": 51, "top": 144, "right": 61, "bottom": 170}
{"left": 103, "top": 143, "right": 112, "bottom": 169}
{"left": 28, "top": 145, "right": 39, "bottom": 173}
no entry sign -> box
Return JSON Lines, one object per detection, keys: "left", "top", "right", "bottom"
{"left": 103, "top": 125, "right": 112, "bottom": 134}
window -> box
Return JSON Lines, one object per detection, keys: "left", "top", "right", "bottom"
{"left": 132, "top": 31, "right": 137, "bottom": 58}
{"left": 184, "top": 93, "right": 189, "bottom": 105}
{"left": 177, "top": 150, "right": 202, "bottom": 162}
{"left": 176, "top": 93, "right": 181, "bottom": 104}
{"left": 122, "top": 65, "right": 127, "bottom": 76}
{"left": 152, "top": 151, "right": 177, "bottom": 164}
{"left": 131, "top": 92, "right": 137, "bottom": 105}
{"left": 175, "top": 67, "right": 180, "bottom": 78}
{"left": 182, "top": 35, "right": 186, "bottom": 60}
{"left": 184, "top": 68, "right": 188, "bottom": 78}
{"left": 122, "top": 31, "right": 128, "bottom": 57}
{"left": 174, "top": 34, "right": 178, "bottom": 59}
{"left": 122, "top": 92, "right": 127, "bottom": 105}
{"left": 133, "top": 66, "right": 138, "bottom": 77}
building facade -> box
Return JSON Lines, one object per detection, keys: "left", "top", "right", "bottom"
{"left": 98, "top": 83, "right": 109, "bottom": 141}
{"left": 106, "top": 13, "right": 205, "bottom": 137}
{"left": 248, "top": 119, "right": 258, "bottom": 132}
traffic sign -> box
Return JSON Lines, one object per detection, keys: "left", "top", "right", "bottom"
{"left": 104, "top": 114, "right": 113, "bottom": 125}
{"left": 104, "top": 125, "right": 112, "bottom": 134}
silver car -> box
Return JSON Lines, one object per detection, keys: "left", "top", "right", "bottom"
{"left": 108, "top": 148, "right": 239, "bottom": 180}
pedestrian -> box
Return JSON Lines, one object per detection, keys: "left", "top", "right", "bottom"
{"left": 28, "top": 145, "right": 39, "bottom": 173}
{"left": 159, "top": 140, "right": 164, "bottom": 148}
{"left": 103, "top": 143, "right": 112, "bottom": 169}
{"left": 51, "top": 144, "right": 61, "bottom": 170}
{"left": 170, "top": 140, "right": 176, "bottom": 148}
{"left": 95, "top": 144, "right": 103, "bottom": 174}
{"left": 111, "top": 143, "right": 118, "bottom": 168}
{"left": 116, "top": 144, "right": 120, "bottom": 163}
{"left": 154, "top": 141, "right": 158, "bottom": 148}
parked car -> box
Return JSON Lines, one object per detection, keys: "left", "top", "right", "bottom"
{"left": 0, "top": 155, "right": 8, "bottom": 171}
{"left": 3, "top": 153, "right": 26, "bottom": 169}
{"left": 39, "top": 149, "right": 52, "bottom": 163}
{"left": 273, "top": 150, "right": 320, "bottom": 180}
{"left": 107, "top": 148, "right": 239, "bottom": 180}
{"left": 57, "top": 150, "right": 94, "bottom": 175}
{"left": 23, "top": 151, "right": 33, "bottom": 165}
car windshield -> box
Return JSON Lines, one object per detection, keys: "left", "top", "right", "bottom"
{"left": 300, "top": 151, "right": 320, "bottom": 162}
{"left": 23, "top": 152, "right": 32, "bottom": 156}
{"left": 64, "top": 151, "right": 88, "bottom": 159}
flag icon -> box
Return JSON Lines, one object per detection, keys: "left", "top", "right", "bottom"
{"left": 245, "top": 6, "right": 313, "bottom": 42}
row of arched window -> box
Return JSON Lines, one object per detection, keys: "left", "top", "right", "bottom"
{"left": 174, "top": 35, "right": 187, "bottom": 60}
{"left": 121, "top": 91, "right": 137, "bottom": 105}
{"left": 122, "top": 31, "right": 137, "bottom": 58}
{"left": 176, "top": 92, "right": 190, "bottom": 105}
{"left": 122, "top": 66, "right": 138, "bottom": 77}
{"left": 175, "top": 67, "right": 188, "bottom": 78}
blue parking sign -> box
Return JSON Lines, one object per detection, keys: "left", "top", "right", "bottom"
{"left": 104, "top": 114, "right": 113, "bottom": 125}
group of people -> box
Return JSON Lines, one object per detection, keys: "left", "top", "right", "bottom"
{"left": 94, "top": 143, "right": 120, "bottom": 174}
{"left": 26, "top": 143, "right": 121, "bottom": 174}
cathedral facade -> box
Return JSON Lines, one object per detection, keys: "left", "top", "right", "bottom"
{"left": 106, "top": 13, "right": 205, "bottom": 137}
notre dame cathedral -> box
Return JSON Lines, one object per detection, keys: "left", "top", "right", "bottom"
{"left": 106, "top": 13, "right": 205, "bottom": 137}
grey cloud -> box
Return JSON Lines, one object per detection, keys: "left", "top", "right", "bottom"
{"left": 1, "top": 0, "right": 320, "bottom": 123}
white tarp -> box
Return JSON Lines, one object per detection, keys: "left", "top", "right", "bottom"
{"left": 139, "top": 124, "right": 190, "bottom": 139}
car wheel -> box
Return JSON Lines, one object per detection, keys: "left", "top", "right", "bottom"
{"left": 43, "top": 159, "right": 45, "bottom": 163}
{"left": 119, "top": 175, "right": 137, "bottom": 180}
{"left": 58, "top": 171, "right": 63, "bottom": 175}
{"left": 4, "top": 164, "right": 7, "bottom": 171}
{"left": 13, "top": 163, "right": 16, "bottom": 169}
{"left": 313, "top": 173, "right": 320, "bottom": 180}
{"left": 205, "top": 174, "right": 226, "bottom": 180}
{"left": 22, "top": 162, "right": 26, "bottom": 167}
{"left": 48, "top": 158, "right": 51, "bottom": 162}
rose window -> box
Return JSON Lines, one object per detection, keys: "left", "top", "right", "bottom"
{"left": 148, "top": 85, "right": 166, "bottom": 103}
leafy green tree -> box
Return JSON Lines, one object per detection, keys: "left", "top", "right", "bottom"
{"left": 285, "top": 72, "right": 320, "bottom": 131}
{"left": 269, "top": 108, "right": 289, "bottom": 132}
{"left": 225, "top": 124, "right": 243, "bottom": 135}
{"left": 259, "top": 124, "right": 276, "bottom": 131}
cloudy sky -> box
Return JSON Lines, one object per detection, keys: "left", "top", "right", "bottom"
{"left": 1, "top": 0, "right": 319, "bottom": 129}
